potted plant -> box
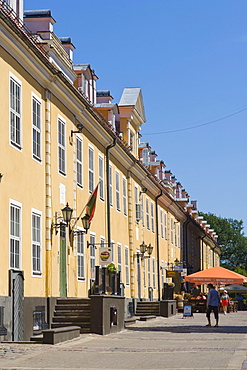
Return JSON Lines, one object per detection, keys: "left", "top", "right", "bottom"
{"left": 106, "top": 263, "right": 118, "bottom": 274}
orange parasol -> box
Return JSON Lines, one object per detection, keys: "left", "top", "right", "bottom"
{"left": 185, "top": 266, "right": 247, "bottom": 285}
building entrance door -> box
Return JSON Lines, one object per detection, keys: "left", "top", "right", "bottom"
{"left": 137, "top": 253, "right": 141, "bottom": 300}
{"left": 60, "top": 225, "right": 67, "bottom": 298}
{"left": 12, "top": 271, "right": 24, "bottom": 341}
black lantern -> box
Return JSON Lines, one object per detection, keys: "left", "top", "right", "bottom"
{"left": 140, "top": 241, "right": 147, "bottom": 254}
{"left": 61, "top": 203, "right": 73, "bottom": 225}
{"left": 81, "top": 214, "right": 90, "bottom": 234}
{"left": 146, "top": 243, "right": 153, "bottom": 256}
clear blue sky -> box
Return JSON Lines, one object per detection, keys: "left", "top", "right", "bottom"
{"left": 25, "top": 0, "right": 247, "bottom": 235}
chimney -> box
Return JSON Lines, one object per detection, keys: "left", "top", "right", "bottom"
{"left": 24, "top": 10, "right": 56, "bottom": 40}
{"left": 176, "top": 182, "right": 182, "bottom": 199}
{"left": 59, "top": 37, "right": 75, "bottom": 61}
{"left": 191, "top": 200, "right": 198, "bottom": 210}
{"left": 165, "top": 170, "right": 172, "bottom": 181}
{"left": 96, "top": 90, "right": 114, "bottom": 104}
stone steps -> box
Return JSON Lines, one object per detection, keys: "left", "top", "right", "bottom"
{"left": 51, "top": 298, "right": 91, "bottom": 334}
{"left": 136, "top": 301, "right": 160, "bottom": 316}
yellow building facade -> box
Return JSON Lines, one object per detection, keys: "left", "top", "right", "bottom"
{"left": 0, "top": 1, "right": 220, "bottom": 340}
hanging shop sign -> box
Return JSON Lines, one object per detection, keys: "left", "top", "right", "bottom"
{"left": 166, "top": 270, "right": 178, "bottom": 278}
{"left": 99, "top": 246, "right": 112, "bottom": 266}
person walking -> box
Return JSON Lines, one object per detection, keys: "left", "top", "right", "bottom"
{"left": 206, "top": 283, "right": 220, "bottom": 327}
{"left": 221, "top": 290, "right": 229, "bottom": 315}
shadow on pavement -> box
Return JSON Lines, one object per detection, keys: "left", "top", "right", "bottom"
{"left": 126, "top": 325, "right": 247, "bottom": 334}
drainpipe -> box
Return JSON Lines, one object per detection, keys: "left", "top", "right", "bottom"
{"left": 201, "top": 233, "right": 206, "bottom": 271}
{"left": 155, "top": 189, "right": 163, "bottom": 301}
{"left": 45, "top": 90, "right": 52, "bottom": 298}
{"left": 106, "top": 138, "right": 117, "bottom": 247}
{"left": 212, "top": 246, "right": 216, "bottom": 267}
{"left": 183, "top": 217, "right": 190, "bottom": 269}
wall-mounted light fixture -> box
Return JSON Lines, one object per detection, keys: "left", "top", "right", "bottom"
{"left": 0, "top": 173, "right": 3, "bottom": 183}
{"left": 139, "top": 241, "right": 153, "bottom": 260}
{"left": 71, "top": 123, "right": 83, "bottom": 138}
{"left": 139, "top": 187, "right": 147, "bottom": 197}
{"left": 51, "top": 203, "right": 73, "bottom": 235}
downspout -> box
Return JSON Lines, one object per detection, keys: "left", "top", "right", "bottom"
{"left": 212, "top": 246, "right": 216, "bottom": 267}
{"left": 201, "top": 233, "right": 206, "bottom": 271}
{"left": 183, "top": 216, "right": 190, "bottom": 270}
{"left": 106, "top": 138, "right": 117, "bottom": 247}
{"left": 44, "top": 90, "right": 52, "bottom": 328}
{"left": 155, "top": 189, "right": 163, "bottom": 301}
{"left": 45, "top": 90, "right": 52, "bottom": 298}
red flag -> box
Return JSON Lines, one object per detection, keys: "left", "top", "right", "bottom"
{"left": 85, "top": 185, "right": 98, "bottom": 223}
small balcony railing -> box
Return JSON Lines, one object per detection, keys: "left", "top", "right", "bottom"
{"left": 91, "top": 266, "right": 121, "bottom": 296}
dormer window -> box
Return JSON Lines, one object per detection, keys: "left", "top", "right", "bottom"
{"left": 142, "top": 148, "right": 149, "bottom": 165}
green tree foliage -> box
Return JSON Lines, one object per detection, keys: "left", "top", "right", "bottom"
{"left": 199, "top": 212, "right": 247, "bottom": 273}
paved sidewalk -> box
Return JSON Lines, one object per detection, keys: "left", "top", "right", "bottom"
{"left": 1, "top": 311, "right": 247, "bottom": 369}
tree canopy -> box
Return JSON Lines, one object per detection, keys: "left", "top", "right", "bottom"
{"left": 199, "top": 212, "right": 247, "bottom": 274}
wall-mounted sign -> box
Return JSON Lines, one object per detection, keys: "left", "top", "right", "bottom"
{"left": 166, "top": 270, "right": 178, "bottom": 278}
{"left": 173, "top": 265, "right": 184, "bottom": 272}
{"left": 181, "top": 268, "right": 187, "bottom": 277}
{"left": 99, "top": 246, "right": 112, "bottom": 266}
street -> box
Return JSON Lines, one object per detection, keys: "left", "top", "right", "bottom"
{"left": 1, "top": 311, "right": 247, "bottom": 369}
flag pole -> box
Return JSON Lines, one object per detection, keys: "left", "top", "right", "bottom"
{"left": 71, "top": 181, "right": 100, "bottom": 231}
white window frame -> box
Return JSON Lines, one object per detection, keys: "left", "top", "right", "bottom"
{"left": 143, "top": 258, "right": 146, "bottom": 287}
{"left": 32, "top": 94, "right": 42, "bottom": 162}
{"left": 77, "top": 231, "right": 85, "bottom": 280}
{"left": 142, "top": 148, "right": 149, "bottom": 165}
{"left": 152, "top": 257, "right": 156, "bottom": 289}
{"left": 31, "top": 209, "right": 42, "bottom": 276}
{"left": 88, "top": 145, "right": 94, "bottom": 193}
{"left": 123, "top": 177, "right": 127, "bottom": 216}
{"left": 109, "top": 164, "right": 113, "bottom": 206}
{"left": 177, "top": 223, "right": 180, "bottom": 248}
{"left": 164, "top": 212, "right": 167, "bottom": 240}
{"left": 171, "top": 217, "right": 174, "bottom": 244}
{"left": 134, "top": 186, "right": 139, "bottom": 222}
{"left": 9, "top": 73, "right": 22, "bottom": 149}
{"left": 89, "top": 232, "right": 96, "bottom": 279}
{"left": 10, "top": 199, "right": 22, "bottom": 270}
{"left": 161, "top": 260, "right": 165, "bottom": 285}
{"left": 175, "top": 221, "right": 178, "bottom": 246}
{"left": 160, "top": 210, "right": 164, "bottom": 238}
{"left": 125, "top": 246, "right": 129, "bottom": 285}
{"left": 151, "top": 202, "right": 154, "bottom": 233}
{"left": 141, "top": 195, "right": 145, "bottom": 226}
{"left": 58, "top": 116, "right": 66, "bottom": 175}
{"left": 146, "top": 198, "right": 150, "bottom": 230}
{"left": 117, "top": 243, "right": 122, "bottom": 272}
{"left": 116, "top": 171, "right": 120, "bottom": 211}
{"left": 111, "top": 239, "right": 114, "bottom": 263}
{"left": 76, "top": 136, "right": 83, "bottom": 188}
{"left": 148, "top": 257, "right": 151, "bottom": 287}
{"left": 98, "top": 155, "right": 104, "bottom": 200}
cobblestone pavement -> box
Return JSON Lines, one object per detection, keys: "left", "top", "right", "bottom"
{"left": 1, "top": 311, "right": 247, "bottom": 369}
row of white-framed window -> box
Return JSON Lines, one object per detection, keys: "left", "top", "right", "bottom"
{"left": 10, "top": 200, "right": 41, "bottom": 275}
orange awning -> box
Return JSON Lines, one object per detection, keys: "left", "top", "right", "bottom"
{"left": 185, "top": 266, "right": 247, "bottom": 285}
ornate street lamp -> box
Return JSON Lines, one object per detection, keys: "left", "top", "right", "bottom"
{"left": 61, "top": 203, "right": 73, "bottom": 225}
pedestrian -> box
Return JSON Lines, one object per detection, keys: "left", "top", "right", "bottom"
{"left": 206, "top": 283, "right": 220, "bottom": 327}
{"left": 221, "top": 290, "right": 229, "bottom": 315}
